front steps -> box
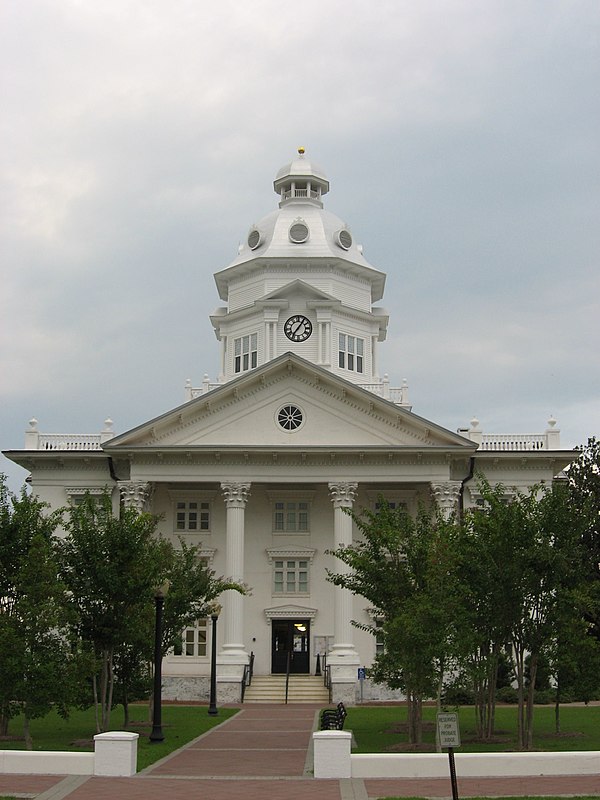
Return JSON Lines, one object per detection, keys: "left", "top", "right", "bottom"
{"left": 243, "top": 674, "right": 330, "bottom": 704}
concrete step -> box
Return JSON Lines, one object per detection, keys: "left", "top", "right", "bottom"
{"left": 243, "top": 675, "right": 329, "bottom": 704}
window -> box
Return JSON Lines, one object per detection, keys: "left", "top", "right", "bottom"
{"left": 273, "top": 501, "right": 309, "bottom": 532}
{"left": 374, "top": 500, "right": 407, "bottom": 511}
{"left": 173, "top": 618, "right": 208, "bottom": 657}
{"left": 176, "top": 501, "right": 210, "bottom": 532}
{"left": 338, "top": 333, "right": 364, "bottom": 374}
{"left": 273, "top": 559, "right": 309, "bottom": 594}
{"left": 375, "top": 619, "right": 385, "bottom": 655}
{"left": 234, "top": 334, "right": 258, "bottom": 374}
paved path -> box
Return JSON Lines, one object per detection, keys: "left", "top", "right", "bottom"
{"left": 1, "top": 704, "right": 599, "bottom": 799}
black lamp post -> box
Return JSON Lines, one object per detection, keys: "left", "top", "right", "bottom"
{"left": 208, "top": 604, "right": 221, "bottom": 716}
{"left": 150, "top": 582, "right": 169, "bottom": 743}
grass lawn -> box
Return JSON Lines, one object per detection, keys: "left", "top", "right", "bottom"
{"left": 347, "top": 704, "right": 600, "bottom": 753}
{"left": 0, "top": 703, "right": 238, "bottom": 771}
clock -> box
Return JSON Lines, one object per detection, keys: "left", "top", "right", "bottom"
{"left": 284, "top": 315, "right": 312, "bottom": 342}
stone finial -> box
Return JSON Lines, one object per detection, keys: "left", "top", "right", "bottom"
{"left": 25, "top": 418, "right": 40, "bottom": 449}
{"left": 545, "top": 415, "right": 560, "bottom": 449}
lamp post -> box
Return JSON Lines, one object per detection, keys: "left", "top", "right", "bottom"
{"left": 208, "top": 603, "right": 221, "bottom": 716}
{"left": 150, "top": 582, "right": 170, "bottom": 743}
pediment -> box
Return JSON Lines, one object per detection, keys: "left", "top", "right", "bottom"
{"left": 259, "top": 279, "right": 339, "bottom": 304}
{"left": 105, "top": 355, "right": 474, "bottom": 452}
{"left": 264, "top": 605, "right": 318, "bottom": 621}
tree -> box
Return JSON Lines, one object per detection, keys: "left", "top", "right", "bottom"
{"left": 112, "top": 538, "right": 245, "bottom": 727}
{"left": 327, "top": 501, "right": 459, "bottom": 745}
{"left": 59, "top": 492, "right": 169, "bottom": 732}
{"left": 462, "top": 478, "right": 588, "bottom": 749}
{"left": 0, "top": 477, "right": 73, "bottom": 747}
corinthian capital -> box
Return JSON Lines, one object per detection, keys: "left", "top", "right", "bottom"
{"left": 431, "top": 481, "right": 462, "bottom": 519}
{"left": 118, "top": 481, "right": 153, "bottom": 512}
{"left": 328, "top": 482, "right": 358, "bottom": 509}
{"left": 221, "top": 482, "right": 251, "bottom": 508}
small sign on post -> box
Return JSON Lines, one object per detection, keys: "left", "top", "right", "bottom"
{"left": 357, "top": 667, "right": 366, "bottom": 702}
{"left": 437, "top": 712, "right": 460, "bottom": 800}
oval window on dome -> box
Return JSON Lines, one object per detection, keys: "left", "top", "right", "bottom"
{"left": 336, "top": 229, "right": 353, "bottom": 250}
{"left": 247, "top": 229, "right": 262, "bottom": 250}
{"left": 289, "top": 221, "right": 309, "bottom": 243}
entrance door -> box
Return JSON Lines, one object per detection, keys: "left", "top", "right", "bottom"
{"left": 271, "top": 620, "right": 310, "bottom": 674}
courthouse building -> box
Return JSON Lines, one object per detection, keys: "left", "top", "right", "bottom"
{"left": 4, "top": 150, "right": 571, "bottom": 703}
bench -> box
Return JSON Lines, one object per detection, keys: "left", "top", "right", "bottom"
{"left": 320, "top": 702, "right": 347, "bottom": 730}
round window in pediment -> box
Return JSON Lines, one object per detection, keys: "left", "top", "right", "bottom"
{"left": 247, "top": 228, "right": 262, "bottom": 249}
{"left": 336, "top": 228, "right": 353, "bottom": 250}
{"left": 289, "top": 220, "right": 309, "bottom": 243}
{"left": 277, "top": 404, "right": 304, "bottom": 431}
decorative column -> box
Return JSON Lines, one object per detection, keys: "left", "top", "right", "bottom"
{"left": 328, "top": 482, "right": 360, "bottom": 703}
{"left": 217, "top": 482, "right": 251, "bottom": 702}
{"left": 431, "top": 481, "right": 462, "bottom": 520}
{"left": 118, "top": 481, "right": 153, "bottom": 512}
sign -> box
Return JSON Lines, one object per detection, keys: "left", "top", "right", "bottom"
{"left": 358, "top": 667, "right": 366, "bottom": 680}
{"left": 437, "top": 712, "right": 461, "bottom": 749}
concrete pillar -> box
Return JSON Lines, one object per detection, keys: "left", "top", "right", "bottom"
{"left": 430, "top": 481, "right": 462, "bottom": 520}
{"left": 217, "top": 482, "right": 251, "bottom": 701}
{"left": 327, "top": 482, "right": 360, "bottom": 702}
{"left": 118, "top": 481, "right": 152, "bottom": 512}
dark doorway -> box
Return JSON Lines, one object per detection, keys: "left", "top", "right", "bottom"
{"left": 271, "top": 619, "right": 310, "bottom": 674}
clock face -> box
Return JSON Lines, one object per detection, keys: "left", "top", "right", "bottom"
{"left": 284, "top": 314, "right": 313, "bottom": 342}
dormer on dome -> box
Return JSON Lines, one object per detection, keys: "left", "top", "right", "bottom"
{"left": 274, "top": 147, "right": 330, "bottom": 208}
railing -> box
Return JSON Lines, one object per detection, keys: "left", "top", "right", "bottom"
{"left": 285, "top": 651, "right": 291, "bottom": 705}
{"left": 241, "top": 651, "right": 254, "bottom": 703}
{"left": 187, "top": 377, "right": 410, "bottom": 406}
{"left": 38, "top": 434, "right": 103, "bottom": 451}
{"left": 479, "top": 434, "right": 547, "bottom": 451}
{"left": 282, "top": 188, "right": 320, "bottom": 200}
{"left": 323, "top": 656, "right": 332, "bottom": 704}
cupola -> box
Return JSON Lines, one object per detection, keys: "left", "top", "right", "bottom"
{"left": 273, "top": 147, "right": 330, "bottom": 208}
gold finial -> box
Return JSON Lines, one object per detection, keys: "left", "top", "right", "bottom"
{"left": 298, "top": 146, "right": 305, "bottom": 155}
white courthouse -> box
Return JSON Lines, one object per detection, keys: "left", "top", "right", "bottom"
{"left": 4, "top": 150, "right": 572, "bottom": 703}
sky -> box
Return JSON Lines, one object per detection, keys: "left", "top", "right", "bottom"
{"left": 1, "top": 0, "right": 599, "bottom": 492}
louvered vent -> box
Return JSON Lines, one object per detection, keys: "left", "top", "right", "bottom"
{"left": 289, "top": 221, "right": 309, "bottom": 243}
{"left": 336, "top": 229, "right": 353, "bottom": 249}
{"left": 247, "top": 229, "right": 261, "bottom": 249}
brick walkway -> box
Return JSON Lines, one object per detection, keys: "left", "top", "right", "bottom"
{"left": 1, "top": 704, "right": 599, "bottom": 799}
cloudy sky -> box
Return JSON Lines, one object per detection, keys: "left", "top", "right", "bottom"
{"left": 1, "top": 0, "right": 599, "bottom": 491}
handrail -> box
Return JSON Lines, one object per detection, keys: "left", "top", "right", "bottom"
{"left": 285, "top": 651, "right": 291, "bottom": 704}
{"left": 323, "top": 657, "right": 332, "bottom": 704}
{"left": 240, "top": 651, "right": 255, "bottom": 703}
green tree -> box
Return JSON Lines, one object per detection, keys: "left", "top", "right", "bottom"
{"left": 462, "top": 479, "right": 587, "bottom": 749}
{"left": 113, "top": 538, "right": 245, "bottom": 728}
{"left": 0, "top": 477, "right": 72, "bottom": 747}
{"left": 59, "top": 492, "right": 169, "bottom": 732}
{"left": 327, "top": 501, "right": 459, "bottom": 745}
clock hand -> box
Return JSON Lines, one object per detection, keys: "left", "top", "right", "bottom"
{"left": 292, "top": 321, "right": 303, "bottom": 335}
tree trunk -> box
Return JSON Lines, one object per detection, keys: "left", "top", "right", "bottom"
{"left": 92, "top": 673, "right": 101, "bottom": 734}
{"left": 23, "top": 713, "right": 32, "bottom": 751}
{"left": 525, "top": 653, "right": 538, "bottom": 750}
{"left": 435, "top": 664, "right": 444, "bottom": 753}
{"left": 555, "top": 680, "right": 561, "bottom": 734}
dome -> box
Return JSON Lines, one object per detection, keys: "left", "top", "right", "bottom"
{"left": 273, "top": 147, "right": 330, "bottom": 197}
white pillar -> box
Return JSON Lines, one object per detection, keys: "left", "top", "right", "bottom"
{"left": 219, "top": 482, "right": 251, "bottom": 662}
{"left": 118, "top": 481, "right": 152, "bottom": 512}
{"left": 431, "top": 481, "right": 462, "bottom": 520}
{"left": 328, "top": 482, "right": 361, "bottom": 692}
